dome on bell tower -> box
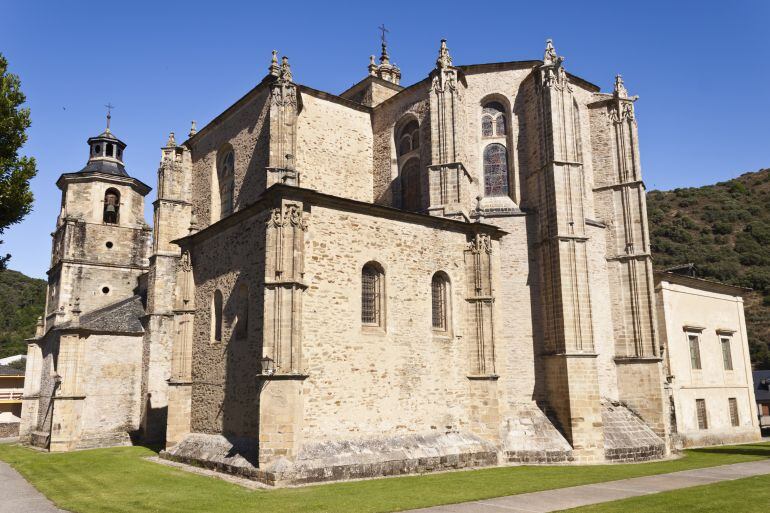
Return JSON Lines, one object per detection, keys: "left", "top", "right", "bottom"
{"left": 77, "top": 107, "right": 130, "bottom": 177}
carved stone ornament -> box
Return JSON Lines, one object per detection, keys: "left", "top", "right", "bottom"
{"left": 543, "top": 39, "right": 560, "bottom": 65}
{"left": 436, "top": 39, "right": 453, "bottom": 69}
{"left": 269, "top": 50, "right": 280, "bottom": 77}
{"left": 284, "top": 203, "right": 308, "bottom": 231}
{"left": 179, "top": 251, "right": 192, "bottom": 272}
{"left": 614, "top": 74, "right": 628, "bottom": 99}
{"left": 280, "top": 56, "right": 293, "bottom": 82}
{"left": 468, "top": 233, "right": 492, "bottom": 254}
{"left": 266, "top": 207, "right": 284, "bottom": 228}
{"left": 608, "top": 101, "right": 636, "bottom": 124}
{"left": 271, "top": 83, "right": 298, "bottom": 107}
{"left": 539, "top": 39, "right": 570, "bottom": 91}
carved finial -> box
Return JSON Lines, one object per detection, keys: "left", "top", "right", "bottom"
{"left": 188, "top": 213, "right": 199, "bottom": 234}
{"left": 543, "top": 39, "right": 562, "bottom": 66}
{"left": 614, "top": 74, "right": 628, "bottom": 99}
{"left": 436, "top": 39, "right": 453, "bottom": 69}
{"left": 166, "top": 131, "right": 176, "bottom": 147}
{"left": 188, "top": 120, "right": 197, "bottom": 137}
{"left": 269, "top": 50, "right": 280, "bottom": 77}
{"left": 35, "top": 316, "right": 44, "bottom": 337}
{"left": 280, "top": 56, "right": 293, "bottom": 82}
{"left": 380, "top": 41, "right": 391, "bottom": 65}
{"left": 368, "top": 55, "right": 377, "bottom": 76}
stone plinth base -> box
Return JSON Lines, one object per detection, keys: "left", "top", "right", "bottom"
{"left": 0, "top": 422, "right": 20, "bottom": 439}
{"left": 162, "top": 431, "right": 498, "bottom": 486}
{"left": 503, "top": 403, "right": 574, "bottom": 464}
{"left": 602, "top": 400, "right": 666, "bottom": 462}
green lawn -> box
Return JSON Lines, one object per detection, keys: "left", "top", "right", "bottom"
{"left": 562, "top": 473, "right": 770, "bottom": 512}
{"left": 1, "top": 443, "right": 770, "bottom": 513}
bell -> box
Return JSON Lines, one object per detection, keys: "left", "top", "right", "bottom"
{"left": 105, "top": 204, "right": 116, "bottom": 213}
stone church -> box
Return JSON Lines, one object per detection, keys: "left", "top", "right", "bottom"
{"left": 22, "top": 37, "right": 750, "bottom": 485}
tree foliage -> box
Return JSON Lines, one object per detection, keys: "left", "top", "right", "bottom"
{"left": 648, "top": 168, "right": 770, "bottom": 369}
{"left": 0, "top": 53, "right": 37, "bottom": 269}
{"left": 0, "top": 269, "right": 45, "bottom": 359}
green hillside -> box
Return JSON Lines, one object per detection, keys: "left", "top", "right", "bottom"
{"left": 647, "top": 168, "right": 770, "bottom": 369}
{"left": 0, "top": 269, "right": 46, "bottom": 359}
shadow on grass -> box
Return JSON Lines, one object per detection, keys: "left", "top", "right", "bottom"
{"left": 688, "top": 444, "right": 770, "bottom": 458}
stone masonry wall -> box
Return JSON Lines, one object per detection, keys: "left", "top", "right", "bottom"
{"left": 78, "top": 333, "right": 143, "bottom": 442}
{"left": 187, "top": 214, "right": 266, "bottom": 438}
{"left": 189, "top": 88, "right": 270, "bottom": 227}
{"left": 371, "top": 83, "right": 429, "bottom": 206}
{"left": 301, "top": 205, "right": 500, "bottom": 444}
{"left": 295, "top": 92, "right": 374, "bottom": 203}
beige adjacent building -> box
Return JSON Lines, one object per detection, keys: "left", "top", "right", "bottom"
{"left": 0, "top": 364, "right": 25, "bottom": 438}
{"left": 20, "top": 37, "right": 756, "bottom": 485}
{"left": 656, "top": 268, "right": 761, "bottom": 447}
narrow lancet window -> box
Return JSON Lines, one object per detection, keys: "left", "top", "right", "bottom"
{"left": 218, "top": 150, "right": 235, "bottom": 217}
{"left": 212, "top": 289, "right": 223, "bottom": 343}
{"left": 362, "top": 263, "right": 384, "bottom": 327}
{"left": 431, "top": 273, "right": 449, "bottom": 331}
{"left": 483, "top": 144, "right": 510, "bottom": 197}
{"left": 400, "top": 159, "right": 422, "bottom": 212}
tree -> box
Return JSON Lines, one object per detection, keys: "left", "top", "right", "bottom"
{"left": 0, "top": 53, "right": 36, "bottom": 270}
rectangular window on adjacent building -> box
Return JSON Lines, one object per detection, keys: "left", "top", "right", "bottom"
{"left": 688, "top": 334, "right": 702, "bottom": 370}
{"left": 721, "top": 336, "right": 734, "bottom": 371}
{"left": 696, "top": 399, "right": 708, "bottom": 430}
{"left": 728, "top": 397, "right": 739, "bottom": 427}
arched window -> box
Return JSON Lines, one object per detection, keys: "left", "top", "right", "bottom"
{"left": 397, "top": 120, "right": 419, "bottom": 157}
{"left": 482, "top": 102, "right": 506, "bottom": 137}
{"left": 361, "top": 262, "right": 384, "bottom": 327}
{"left": 400, "top": 159, "right": 422, "bottom": 212}
{"left": 103, "top": 188, "right": 120, "bottom": 224}
{"left": 431, "top": 272, "right": 449, "bottom": 331}
{"left": 234, "top": 284, "right": 248, "bottom": 340}
{"left": 483, "top": 144, "right": 509, "bottom": 197}
{"left": 212, "top": 289, "right": 223, "bottom": 343}
{"left": 218, "top": 150, "right": 235, "bottom": 217}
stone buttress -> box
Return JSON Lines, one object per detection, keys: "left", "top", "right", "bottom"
{"left": 533, "top": 41, "right": 604, "bottom": 461}
{"left": 143, "top": 133, "right": 193, "bottom": 443}
{"left": 589, "top": 75, "right": 669, "bottom": 441}
{"left": 427, "top": 40, "right": 473, "bottom": 221}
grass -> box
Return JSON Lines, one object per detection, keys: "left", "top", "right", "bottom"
{"left": 1, "top": 443, "right": 770, "bottom": 513}
{"left": 562, "top": 473, "right": 770, "bottom": 512}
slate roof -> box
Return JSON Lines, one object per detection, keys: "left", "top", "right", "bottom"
{"left": 754, "top": 370, "right": 770, "bottom": 403}
{"left": 0, "top": 364, "right": 24, "bottom": 376}
{"left": 59, "top": 295, "right": 146, "bottom": 335}
{"left": 71, "top": 158, "right": 128, "bottom": 177}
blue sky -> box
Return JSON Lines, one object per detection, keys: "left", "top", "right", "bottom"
{"left": 2, "top": 1, "right": 768, "bottom": 279}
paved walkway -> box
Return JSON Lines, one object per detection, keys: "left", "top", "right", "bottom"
{"left": 0, "top": 460, "right": 66, "bottom": 513}
{"left": 406, "top": 459, "right": 770, "bottom": 513}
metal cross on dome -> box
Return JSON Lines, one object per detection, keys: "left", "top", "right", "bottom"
{"left": 378, "top": 24, "right": 389, "bottom": 44}
{"left": 105, "top": 102, "right": 115, "bottom": 130}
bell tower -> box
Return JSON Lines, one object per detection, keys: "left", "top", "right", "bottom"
{"left": 45, "top": 114, "right": 152, "bottom": 330}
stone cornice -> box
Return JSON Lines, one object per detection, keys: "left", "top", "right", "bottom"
{"left": 56, "top": 171, "right": 151, "bottom": 196}
{"left": 593, "top": 180, "right": 646, "bottom": 192}
{"left": 47, "top": 259, "right": 149, "bottom": 277}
